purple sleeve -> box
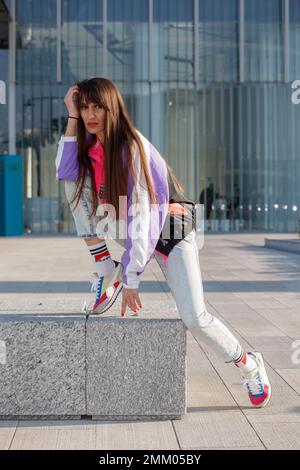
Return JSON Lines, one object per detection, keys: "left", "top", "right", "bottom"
{"left": 55, "top": 138, "right": 79, "bottom": 181}
{"left": 55, "top": 133, "right": 95, "bottom": 181}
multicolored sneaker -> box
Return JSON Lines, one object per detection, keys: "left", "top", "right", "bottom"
{"left": 241, "top": 352, "right": 271, "bottom": 408}
{"left": 90, "top": 262, "right": 123, "bottom": 314}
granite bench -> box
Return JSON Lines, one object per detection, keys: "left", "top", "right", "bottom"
{"left": 0, "top": 312, "right": 186, "bottom": 420}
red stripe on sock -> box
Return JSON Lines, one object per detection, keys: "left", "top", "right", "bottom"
{"left": 235, "top": 352, "right": 247, "bottom": 367}
{"left": 95, "top": 251, "right": 110, "bottom": 262}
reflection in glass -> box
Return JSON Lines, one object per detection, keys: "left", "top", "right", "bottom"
{"left": 290, "top": 0, "right": 300, "bottom": 79}
{"left": 107, "top": 0, "right": 148, "bottom": 82}
{"left": 244, "top": 0, "right": 283, "bottom": 82}
{"left": 199, "top": 0, "right": 239, "bottom": 82}
{"left": 153, "top": 0, "right": 193, "bottom": 82}
{"left": 9, "top": 0, "right": 300, "bottom": 233}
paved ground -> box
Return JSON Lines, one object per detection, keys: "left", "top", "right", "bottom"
{"left": 0, "top": 232, "right": 300, "bottom": 450}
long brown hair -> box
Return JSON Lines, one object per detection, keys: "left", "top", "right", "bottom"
{"left": 70, "top": 77, "right": 158, "bottom": 219}
{"left": 72, "top": 77, "right": 156, "bottom": 218}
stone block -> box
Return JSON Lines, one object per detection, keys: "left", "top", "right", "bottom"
{"left": 86, "top": 317, "right": 186, "bottom": 419}
{"left": 0, "top": 315, "right": 86, "bottom": 417}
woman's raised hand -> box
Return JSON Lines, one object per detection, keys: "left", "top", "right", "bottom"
{"left": 64, "top": 85, "right": 80, "bottom": 118}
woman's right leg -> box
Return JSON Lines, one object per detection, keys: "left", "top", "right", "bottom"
{"left": 64, "top": 177, "right": 115, "bottom": 277}
{"left": 64, "top": 177, "right": 124, "bottom": 314}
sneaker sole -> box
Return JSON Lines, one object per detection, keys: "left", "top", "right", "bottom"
{"left": 250, "top": 352, "right": 272, "bottom": 408}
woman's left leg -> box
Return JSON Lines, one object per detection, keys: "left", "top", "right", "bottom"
{"left": 154, "top": 230, "right": 272, "bottom": 407}
{"left": 156, "top": 230, "right": 242, "bottom": 363}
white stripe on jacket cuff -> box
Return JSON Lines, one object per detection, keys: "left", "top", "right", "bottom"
{"left": 60, "top": 135, "right": 77, "bottom": 142}
{"left": 123, "top": 280, "right": 141, "bottom": 289}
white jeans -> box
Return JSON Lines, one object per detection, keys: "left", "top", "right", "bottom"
{"left": 156, "top": 230, "right": 242, "bottom": 363}
{"left": 65, "top": 178, "right": 242, "bottom": 363}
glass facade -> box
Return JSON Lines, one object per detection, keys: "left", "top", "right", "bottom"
{"left": 1, "top": 0, "right": 300, "bottom": 233}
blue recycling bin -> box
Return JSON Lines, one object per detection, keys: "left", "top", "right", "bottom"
{"left": 0, "top": 154, "right": 24, "bottom": 236}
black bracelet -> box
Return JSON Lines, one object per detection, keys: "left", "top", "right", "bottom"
{"left": 68, "top": 116, "right": 79, "bottom": 120}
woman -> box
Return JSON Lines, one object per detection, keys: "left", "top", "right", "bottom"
{"left": 55, "top": 77, "right": 271, "bottom": 408}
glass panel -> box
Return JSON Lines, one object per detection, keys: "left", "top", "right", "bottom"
{"left": 244, "top": 0, "right": 284, "bottom": 81}
{"left": 16, "top": 0, "right": 56, "bottom": 25}
{"left": 151, "top": 82, "right": 196, "bottom": 201}
{"left": 17, "top": 83, "right": 68, "bottom": 233}
{"left": 62, "top": 0, "right": 103, "bottom": 83}
{"left": 108, "top": 0, "right": 148, "bottom": 22}
{"left": 16, "top": 0, "right": 57, "bottom": 84}
{"left": 3, "top": 0, "right": 11, "bottom": 10}
{"left": 107, "top": 0, "right": 148, "bottom": 81}
{"left": 116, "top": 80, "right": 150, "bottom": 137}
{"left": 290, "top": 0, "right": 300, "bottom": 79}
{"left": 153, "top": 0, "right": 194, "bottom": 82}
{"left": 199, "top": 0, "right": 239, "bottom": 83}
{"left": 195, "top": 83, "right": 300, "bottom": 232}
{"left": 153, "top": 0, "right": 193, "bottom": 22}
{"left": 15, "top": 1, "right": 66, "bottom": 232}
